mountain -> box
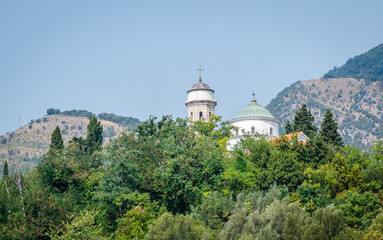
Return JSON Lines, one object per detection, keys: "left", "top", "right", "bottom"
{"left": 267, "top": 43, "right": 383, "bottom": 150}
{"left": 0, "top": 114, "right": 132, "bottom": 172}
{"left": 267, "top": 78, "right": 382, "bottom": 150}
{"left": 324, "top": 43, "right": 383, "bottom": 82}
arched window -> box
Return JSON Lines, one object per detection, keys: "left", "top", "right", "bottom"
{"left": 251, "top": 126, "right": 255, "bottom": 134}
{"left": 190, "top": 112, "right": 193, "bottom": 120}
{"left": 209, "top": 112, "right": 211, "bottom": 120}
{"left": 270, "top": 127, "right": 273, "bottom": 135}
{"left": 199, "top": 112, "right": 203, "bottom": 120}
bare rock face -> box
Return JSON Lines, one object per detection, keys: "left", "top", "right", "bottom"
{"left": 267, "top": 78, "right": 383, "bottom": 150}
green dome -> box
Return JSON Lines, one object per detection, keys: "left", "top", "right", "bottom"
{"left": 233, "top": 100, "right": 276, "bottom": 120}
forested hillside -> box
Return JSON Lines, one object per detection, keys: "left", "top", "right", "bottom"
{"left": 1, "top": 115, "right": 383, "bottom": 239}
{"left": 324, "top": 43, "right": 383, "bottom": 82}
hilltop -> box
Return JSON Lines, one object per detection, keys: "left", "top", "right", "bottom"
{"left": 46, "top": 108, "right": 141, "bottom": 129}
{"left": 0, "top": 114, "right": 131, "bottom": 171}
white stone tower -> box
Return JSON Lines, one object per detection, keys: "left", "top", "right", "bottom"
{"left": 185, "top": 66, "right": 217, "bottom": 122}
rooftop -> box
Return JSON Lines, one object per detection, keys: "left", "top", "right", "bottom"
{"left": 187, "top": 77, "right": 214, "bottom": 93}
{"left": 232, "top": 99, "right": 277, "bottom": 120}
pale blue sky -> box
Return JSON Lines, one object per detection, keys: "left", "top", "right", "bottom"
{"left": 1, "top": 1, "right": 383, "bottom": 134}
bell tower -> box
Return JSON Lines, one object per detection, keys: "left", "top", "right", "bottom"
{"left": 185, "top": 66, "right": 217, "bottom": 122}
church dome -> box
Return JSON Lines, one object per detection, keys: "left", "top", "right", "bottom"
{"left": 232, "top": 99, "right": 278, "bottom": 121}
{"left": 187, "top": 77, "right": 215, "bottom": 93}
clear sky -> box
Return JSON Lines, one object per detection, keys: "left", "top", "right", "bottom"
{"left": 1, "top": 1, "right": 383, "bottom": 135}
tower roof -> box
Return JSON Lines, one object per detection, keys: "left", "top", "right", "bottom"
{"left": 187, "top": 77, "right": 215, "bottom": 93}
{"left": 232, "top": 99, "right": 277, "bottom": 120}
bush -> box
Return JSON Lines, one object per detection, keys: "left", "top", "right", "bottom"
{"left": 145, "top": 212, "right": 211, "bottom": 240}
{"left": 336, "top": 191, "right": 381, "bottom": 229}
{"left": 49, "top": 210, "right": 106, "bottom": 240}
{"left": 191, "top": 192, "right": 234, "bottom": 230}
{"left": 47, "top": 108, "right": 61, "bottom": 115}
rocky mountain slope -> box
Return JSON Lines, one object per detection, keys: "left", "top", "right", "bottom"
{"left": 0, "top": 114, "right": 128, "bottom": 170}
{"left": 266, "top": 78, "right": 382, "bottom": 150}
{"left": 267, "top": 43, "right": 383, "bottom": 150}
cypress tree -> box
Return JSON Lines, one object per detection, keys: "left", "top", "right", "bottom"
{"left": 2, "top": 161, "right": 8, "bottom": 178}
{"left": 50, "top": 126, "right": 64, "bottom": 150}
{"left": 0, "top": 161, "right": 10, "bottom": 223}
{"left": 86, "top": 114, "right": 103, "bottom": 154}
{"left": 319, "top": 108, "right": 343, "bottom": 147}
{"left": 292, "top": 104, "right": 318, "bottom": 138}
{"left": 285, "top": 120, "right": 293, "bottom": 134}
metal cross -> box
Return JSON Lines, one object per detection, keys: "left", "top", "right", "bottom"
{"left": 196, "top": 65, "right": 205, "bottom": 78}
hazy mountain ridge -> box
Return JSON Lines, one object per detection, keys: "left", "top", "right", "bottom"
{"left": 0, "top": 114, "right": 128, "bottom": 170}
{"left": 266, "top": 78, "right": 383, "bottom": 149}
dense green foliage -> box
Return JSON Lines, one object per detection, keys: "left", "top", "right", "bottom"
{"left": 50, "top": 126, "right": 64, "bottom": 151}
{"left": 320, "top": 109, "right": 343, "bottom": 148}
{"left": 46, "top": 108, "right": 141, "bottom": 129}
{"left": 324, "top": 43, "right": 383, "bottom": 82}
{"left": 98, "top": 112, "right": 141, "bottom": 130}
{"left": 286, "top": 104, "right": 318, "bottom": 138}
{"left": 1, "top": 115, "right": 383, "bottom": 239}
{"left": 86, "top": 115, "right": 103, "bottom": 155}
{"left": 46, "top": 108, "right": 93, "bottom": 118}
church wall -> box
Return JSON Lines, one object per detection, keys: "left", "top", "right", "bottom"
{"left": 227, "top": 119, "right": 280, "bottom": 150}
{"left": 186, "top": 90, "right": 215, "bottom": 103}
{"left": 231, "top": 119, "right": 280, "bottom": 137}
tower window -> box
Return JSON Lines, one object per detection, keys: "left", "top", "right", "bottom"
{"left": 236, "top": 130, "right": 238, "bottom": 136}
{"left": 190, "top": 112, "right": 193, "bottom": 119}
{"left": 251, "top": 126, "right": 255, "bottom": 134}
{"left": 209, "top": 112, "right": 211, "bottom": 120}
{"left": 199, "top": 112, "right": 203, "bottom": 120}
{"left": 270, "top": 127, "right": 273, "bottom": 135}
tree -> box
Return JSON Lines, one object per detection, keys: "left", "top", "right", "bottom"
{"left": 2, "top": 161, "right": 9, "bottom": 178}
{"left": 0, "top": 177, "right": 77, "bottom": 240}
{"left": 145, "top": 212, "right": 210, "bottom": 240}
{"left": 285, "top": 120, "right": 293, "bottom": 134}
{"left": 291, "top": 104, "right": 318, "bottom": 138}
{"left": 305, "top": 136, "right": 334, "bottom": 167}
{"left": 336, "top": 191, "right": 381, "bottom": 229}
{"left": 303, "top": 205, "right": 344, "bottom": 240}
{"left": 263, "top": 149, "right": 305, "bottom": 191}
{"left": 86, "top": 114, "right": 103, "bottom": 154}
{"left": 303, "top": 154, "right": 363, "bottom": 198}
{"left": 94, "top": 158, "right": 143, "bottom": 232}
{"left": 0, "top": 161, "right": 11, "bottom": 224}
{"left": 136, "top": 116, "right": 157, "bottom": 137}
{"left": 50, "top": 126, "right": 64, "bottom": 151}
{"left": 368, "top": 211, "right": 383, "bottom": 234}
{"left": 49, "top": 210, "right": 106, "bottom": 240}
{"left": 319, "top": 109, "right": 343, "bottom": 147}
{"left": 114, "top": 192, "right": 166, "bottom": 239}
{"left": 46, "top": 108, "right": 61, "bottom": 115}
{"left": 191, "top": 192, "right": 235, "bottom": 231}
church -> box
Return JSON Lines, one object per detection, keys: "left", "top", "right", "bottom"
{"left": 185, "top": 69, "right": 280, "bottom": 150}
